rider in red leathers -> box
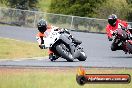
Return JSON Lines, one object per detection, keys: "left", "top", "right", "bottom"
{"left": 106, "top": 14, "right": 128, "bottom": 51}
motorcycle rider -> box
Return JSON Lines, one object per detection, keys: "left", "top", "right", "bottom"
{"left": 106, "top": 14, "right": 128, "bottom": 51}
{"left": 36, "top": 19, "right": 82, "bottom": 61}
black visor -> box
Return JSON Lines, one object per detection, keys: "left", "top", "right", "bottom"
{"left": 38, "top": 26, "right": 47, "bottom": 32}
{"left": 108, "top": 19, "right": 116, "bottom": 26}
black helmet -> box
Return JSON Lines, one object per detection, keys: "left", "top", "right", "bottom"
{"left": 37, "top": 19, "right": 47, "bottom": 32}
{"left": 108, "top": 14, "right": 117, "bottom": 27}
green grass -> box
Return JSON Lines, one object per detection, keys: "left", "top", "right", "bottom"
{"left": 0, "top": 38, "right": 48, "bottom": 59}
{"left": 0, "top": 68, "right": 132, "bottom": 88}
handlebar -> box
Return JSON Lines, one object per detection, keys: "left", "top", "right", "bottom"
{"left": 119, "top": 24, "right": 127, "bottom": 30}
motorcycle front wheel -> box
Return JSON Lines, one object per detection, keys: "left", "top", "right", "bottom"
{"left": 126, "top": 41, "right": 132, "bottom": 54}
{"left": 56, "top": 44, "right": 74, "bottom": 62}
{"left": 77, "top": 51, "right": 87, "bottom": 61}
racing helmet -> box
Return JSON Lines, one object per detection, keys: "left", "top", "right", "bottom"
{"left": 108, "top": 14, "right": 117, "bottom": 27}
{"left": 37, "top": 19, "right": 47, "bottom": 32}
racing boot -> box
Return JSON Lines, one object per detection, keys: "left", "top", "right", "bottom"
{"left": 49, "top": 53, "right": 59, "bottom": 61}
{"left": 72, "top": 37, "right": 82, "bottom": 45}
{"left": 116, "top": 45, "right": 123, "bottom": 50}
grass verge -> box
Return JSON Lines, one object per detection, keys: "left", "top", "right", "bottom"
{"left": 0, "top": 68, "right": 131, "bottom": 88}
{"left": 0, "top": 38, "right": 48, "bottom": 59}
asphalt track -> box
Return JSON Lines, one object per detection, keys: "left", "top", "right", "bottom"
{"left": 0, "top": 26, "right": 132, "bottom": 68}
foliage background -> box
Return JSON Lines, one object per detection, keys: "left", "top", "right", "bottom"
{"left": 0, "top": 0, "right": 132, "bottom": 21}
{"left": 48, "top": 0, "right": 132, "bottom": 21}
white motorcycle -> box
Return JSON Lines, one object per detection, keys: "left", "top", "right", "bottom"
{"left": 43, "top": 28, "right": 87, "bottom": 62}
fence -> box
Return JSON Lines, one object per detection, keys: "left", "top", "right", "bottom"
{"left": 0, "top": 7, "right": 132, "bottom": 33}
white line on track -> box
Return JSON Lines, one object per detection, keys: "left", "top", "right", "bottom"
{"left": 0, "top": 56, "right": 48, "bottom": 62}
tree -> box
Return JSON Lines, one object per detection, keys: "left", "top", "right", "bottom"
{"left": 48, "top": 0, "right": 107, "bottom": 30}
{"left": 95, "top": 0, "right": 131, "bottom": 21}
{"left": 0, "top": 0, "right": 38, "bottom": 26}
{"left": 0, "top": 0, "right": 38, "bottom": 10}
{"left": 126, "top": 0, "right": 132, "bottom": 21}
{"left": 49, "top": 0, "right": 106, "bottom": 17}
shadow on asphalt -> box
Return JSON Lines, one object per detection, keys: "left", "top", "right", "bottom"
{"left": 50, "top": 60, "right": 80, "bottom": 62}
{"left": 111, "top": 56, "right": 132, "bottom": 59}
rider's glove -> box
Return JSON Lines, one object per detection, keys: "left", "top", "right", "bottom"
{"left": 39, "top": 44, "right": 46, "bottom": 49}
{"left": 112, "top": 32, "right": 116, "bottom": 36}
{"left": 108, "top": 37, "right": 113, "bottom": 41}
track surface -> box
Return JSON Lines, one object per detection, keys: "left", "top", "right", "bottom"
{"left": 0, "top": 26, "right": 132, "bottom": 68}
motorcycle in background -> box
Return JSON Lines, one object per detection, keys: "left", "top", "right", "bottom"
{"left": 111, "top": 24, "right": 132, "bottom": 54}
